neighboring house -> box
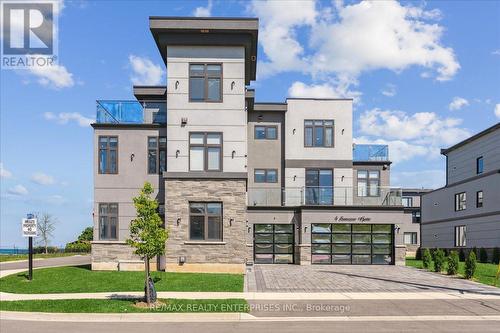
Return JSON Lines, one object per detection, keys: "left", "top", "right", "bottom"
{"left": 401, "top": 189, "right": 432, "bottom": 254}
{"left": 91, "top": 17, "right": 414, "bottom": 272}
{"left": 421, "top": 123, "right": 500, "bottom": 256}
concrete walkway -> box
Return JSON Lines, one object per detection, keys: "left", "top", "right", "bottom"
{"left": 0, "top": 255, "right": 90, "bottom": 271}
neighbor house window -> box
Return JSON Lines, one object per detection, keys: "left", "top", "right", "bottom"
{"left": 189, "top": 132, "right": 222, "bottom": 171}
{"left": 304, "top": 120, "right": 334, "bottom": 147}
{"left": 99, "top": 203, "right": 118, "bottom": 240}
{"left": 147, "top": 137, "right": 167, "bottom": 174}
{"left": 98, "top": 136, "right": 118, "bottom": 174}
{"left": 476, "top": 190, "right": 483, "bottom": 208}
{"left": 254, "top": 169, "right": 278, "bottom": 183}
{"left": 412, "top": 210, "right": 421, "bottom": 223}
{"left": 189, "top": 64, "right": 222, "bottom": 102}
{"left": 255, "top": 126, "right": 277, "bottom": 140}
{"left": 404, "top": 232, "right": 417, "bottom": 245}
{"left": 357, "top": 170, "right": 380, "bottom": 197}
{"left": 189, "top": 202, "right": 222, "bottom": 241}
{"left": 402, "top": 197, "right": 413, "bottom": 207}
{"left": 454, "top": 192, "right": 466, "bottom": 211}
{"left": 455, "top": 225, "right": 466, "bottom": 247}
{"left": 476, "top": 156, "right": 483, "bottom": 174}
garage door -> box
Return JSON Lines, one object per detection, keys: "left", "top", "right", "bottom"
{"left": 311, "top": 223, "right": 393, "bottom": 265}
{"left": 254, "top": 224, "right": 294, "bottom": 264}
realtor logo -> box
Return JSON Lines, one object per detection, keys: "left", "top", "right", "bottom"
{"left": 1, "top": 0, "right": 58, "bottom": 69}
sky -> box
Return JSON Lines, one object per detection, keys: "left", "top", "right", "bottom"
{"left": 0, "top": 0, "right": 499, "bottom": 248}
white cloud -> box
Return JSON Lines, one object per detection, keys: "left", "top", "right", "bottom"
{"left": 128, "top": 55, "right": 165, "bottom": 86}
{"left": 391, "top": 169, "right": 445, "bottom": 189}
{"left": 193, "top": 0, "right": 213, "bottom": 17}
{"left": 495, "top": 104, "right": 500, "bottom": 119}
{"left": 31, "top": 172, "right": 55, "bottom": 185}
{"left": 27, "top": 62, "right": 75, "bottom": 89}
{"left": 288, "top": 76, "right": 362, "bottom": 102}
{"left": 492, "top": 50, "right": 500, "bottom": 56}
{"left": 7, "top": 185, "right": 28, "bottom": 196}
{"left": 381, "top": 84, "right": 397, "bottom": 97}
{"left": 354, "top": 136, "right": 429, "bottom": 164}
{"left": 0, "top": 163, "right": 12, "bottom": 179}
{"left": 448, "top": 97, "right": 469, "bottom": 111}
{"left": 44, "top": 112, "right": 93, "bottom": 127}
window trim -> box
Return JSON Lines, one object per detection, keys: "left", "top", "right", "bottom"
{"left": 188, "top": 202, "right": 223, "bottom": 241}
{"left": 254, "top": 169, "right": 278, "bottom": 183}
{"left": 98, "top": 203, "right": 118, "bottom": 241}
{"left": 476, "top": 156, "right": 484, "bottom": 175}
{"left": 454, "top": 192, "right": 467, "bottom": 211}
{"left": 188, "top": 63, "right": 223, "bottom": 103}
{"left": 454, "top": 225, "right": 466, "bottom": 247}
{"left": 98, "top": 136, "right": 118, "bottom": 174}
{"left": 357, "top": 170, "right": 380, "bottom": 197}
{"left": 254, "top": 125, "right": 278, "bottom": 140}
{"left": 304, "top": 119, "right": 334, "bottom": 148}
{"left": 147, "top": 136, "right": 167, "bottom": 174}
{"left": 476, "top": 190, "right": 483, "bottom": 208}
{"left": 189, "top": 132, "right": 223, "bottom": 172}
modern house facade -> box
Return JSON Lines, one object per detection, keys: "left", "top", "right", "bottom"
{"left": 91, "top": 17, "right": 414, "bottom": 272}
{"left": 421, "top": 123, "right": 500, "bottom": 256}
{"left": 401, "top": 188, "right": 432, "bottom": 254}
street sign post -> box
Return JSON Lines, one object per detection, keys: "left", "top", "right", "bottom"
{"left": 22, "top": 215, "right": 37, "bottom": 281}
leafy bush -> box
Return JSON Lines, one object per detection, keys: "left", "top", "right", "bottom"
{"left": 77, "top": 227, "right": 93, "bottom": 242}
{"left": 493, "top": 247, "right": 500, "bottom": 264}
{"left": 422, "top": 248, "right": 432, "bottom": 269}
{"left": 464, "top": 251, "right": 477, "bottom": 279}
{"left": 64, "top": 241, "right": 91, "bottom": 253}
{"left": 433, "top": 249, "right": 445, "bottom": 273}
{"left": 33, "top": 246, "right": 59, "bottom": 254}
{"left": 459, "top": 248, "right": 465, "bottom": 262}
{"left": 479, "top": 248, "right": 488, "bottom": 263}
{"left": 447, "top": 251, "right": 459, "bottom": 275}
{"left": 415, "top": 247, "right": 422, "bottom": 260}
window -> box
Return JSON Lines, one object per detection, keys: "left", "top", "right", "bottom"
{"left": 455, "top": 225, "right": 466, "bottom": 247}
{"left": 189, "top": 64, "right": 222, "bottom": 102}
{"left": 189, "top": 202, "right": 222, "bottom": 241}
{"left": 305, "top": 169, "right": 333, "bottom": 205}
{"left": 357, "top": 170, "right": 380, "bottom": 197}
{"left": 255, "top": 126, "right": 277, "bottom": 140}
{"left": 98, "top": 136, "right": 118, "bottom": 174}
{"left": 147, "top": 137, "right": 167, "bottom": 174}
{"left": 412, "top": 210, "right": 421, "bottom": 223}
{"left": 402, "top": 197, "right": 413, "bottom": 207}
{"left": 476, "top": 156, "right": 483, "bottom": 174}
{"left": 99, "top": 203, "right": 118, "bottom": 240}
{"left": 304, "top": 120, "right": 334, "bottom": 147}
{"left": 254, "top": 169, "right": 278, "bottom": 183}
{"left": 404, "top": 232, "right": 418, "bottom": 245}
{"left": 476, "top": 190, "right": 483, "bottom": 208}
{"left": 454, "top": 192, "right": 466, "bottom": 211}
{"left": 189, "top": 132, "right": 222, "bottom": 171}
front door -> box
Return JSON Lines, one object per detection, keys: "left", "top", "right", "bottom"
{"left": 254, "top": 224, "right": 294, "bottom": 264}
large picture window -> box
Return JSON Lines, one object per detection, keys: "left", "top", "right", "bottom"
{"left": 455, "top": 192, "right": 466, "bottom": 211}
{"left": 305, "top": 169, "right": 333, "bottom": 205}
{"left": 189, "top": 64, "right": 222, "bottom": 102}
{"left": 189, "top": 202, "right": 222, "bottom": 241}
{"left": 304, "top": 120, "right": 334, "bottom": 147}
{"left": 455, "top": 225, "right": 466, "bottom": 247}
{"left": 357, "top": 170, "right": 380, "bottom": 197}
{"left": 99, "top": 203, "right": 118, "bottom": 240}
{"left": 147, "top": 136, "right": 167, "bottom": 174}
{"left": 98, "top": 136, "right": 118, "bottom": 174}
{"left": 189, "top": 132, "right": 222, "bottom": 171}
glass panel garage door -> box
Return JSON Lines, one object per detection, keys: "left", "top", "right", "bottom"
{"left": 254, "top": 224, "right": 294, "bottom": 264}
{"left": 311, "top": 224, "right": 393, "bottom": 265}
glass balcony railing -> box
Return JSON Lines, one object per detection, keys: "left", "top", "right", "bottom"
{"left": 353, "top": 144, "right": 389, "bottom": 161}
{"left": 247, "top": 186, "right": 402, "bottom": 207}
{"left": 96, "top": 100, "right": 166, "bottom": 124}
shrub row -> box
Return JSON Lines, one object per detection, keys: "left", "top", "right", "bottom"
{"left": 64, "top": 241, "right": 91, "bottom": 253}
{"left": 420, "top": 248, "right": 477, "bottom": 279}
{"left": 416, "top": 247, "right": 499, "bottom": 264}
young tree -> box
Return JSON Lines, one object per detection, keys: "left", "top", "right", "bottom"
{"left": 36, "top": 213, "right": 57, "bottom": 254}
{"left": 126, "top": 182, "right": 168, "bottom": 306}
{"left": 78, "top": 227, "right": 93, "bottom": 242}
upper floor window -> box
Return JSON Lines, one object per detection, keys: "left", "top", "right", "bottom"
{"left": 476, "top": 156, "right": 483, "bottom": 174}
{"left": 189, "top": 64, "right": 222, "bottom": 102}
{"left": 402, "top": 197, "right": 413, "bottom": 207}
{"left": 412, "top": 210, "right": 421, "bottom": 223}
{"left": 98, "top": 136, "right": 118, "bottom": 174}
{"left": 255, "top": 126, "right": 277, "bottom": 140}
{"left": 189, "top": 132, "right": 222, "bottom": 171}
{"left": 254, "top": 169, "right": 278, "bottom": 183}
{"left": 189, "top": 202, "right": 222, "bottom": 241}
{"left": 99, "top": 203, "right": 118, "bottom": 240}
{"left": 455, "top": 225, "right": 466, "bottom": 247}
{"left": 305, "top": 169, "right": 333, "bottom": 205}
{"left": 148, "top": 137, "right": 167, "bottom": 174}
{"left": 357, "top": 170, "right": 380, "bottom": 197}
{"left": 476, "top": 190, "right": 483, "bottom": 208}
{"left": 455, "top": 192, "right": 466, "bottom": 211}
{"left": 304, "top": 120, "right": 334, "bottom": 147}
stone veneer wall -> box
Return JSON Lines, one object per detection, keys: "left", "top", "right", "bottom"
{"left": 165, "top": 179, "right": 247, "bottom": 266}
{"left": 92, "top": 242, "right": 143, "bottom": 270}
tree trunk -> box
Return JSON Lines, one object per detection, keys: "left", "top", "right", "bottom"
{"left": 45, "top": 240, "right": 48, "bottom": 254}
{"left": 145, "top": 257, "right": 151, "bottom": 306}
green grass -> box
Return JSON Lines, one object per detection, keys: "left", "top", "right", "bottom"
{"left": 0, "top": 253, "right": 82, "bottom": 262}
{"left": 406, "top": 258, "right": 500, "bottom": 287}
{"left": 0, "top": 298, "right": 248, "bottom": 313}
{"left": 0, "top": 265, "right": 244, "bottom": 294}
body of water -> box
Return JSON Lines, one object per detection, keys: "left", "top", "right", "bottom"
{"left": 0, "top": 248, "right": 29, "bottom": 255}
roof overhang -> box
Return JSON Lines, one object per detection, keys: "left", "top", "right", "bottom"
{"left": 133, "top": 86, "right": 167, "bottom": 101}
{"left": 149, "top": 17, "right": 259, "bottom": 85}
{"left": 441, "top": 122, "right": 500, "bottom": 155}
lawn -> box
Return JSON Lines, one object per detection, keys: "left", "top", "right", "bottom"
{"left": 0, "top": 298, "right": 248, "bottom": 313}
{"left": 0, "top": 265, "right": 244, "bottom": 294}
{"left": 0, "top": 253, "right": 82, "bottom": 263}
{"left": 406, "top": 258, "right": 500, "bottom": 287}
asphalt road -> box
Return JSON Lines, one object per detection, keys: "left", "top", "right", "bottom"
{"left": 0, "top": 255, "right": 91, "bottom": 271}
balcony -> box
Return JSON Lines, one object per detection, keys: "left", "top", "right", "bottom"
{"left": 247, "top": 186, "right": 402, "bottom": 207}
{"left": 96, "top": 100, "right": 166, "bottom": 124}
{"left": 353, "top": 144, "right": 389, "bottom": 161}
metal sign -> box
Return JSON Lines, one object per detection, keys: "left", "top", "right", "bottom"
{"left": 22, "top": 218, "right": 37, "bottom": 237}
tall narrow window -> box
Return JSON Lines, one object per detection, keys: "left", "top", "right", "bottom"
{"left": 455, "top": 192, "right": 466, "bottom": 211}
{"left": 98, "top": 136, "right": 118, "bottom": 174}
{"left": 147, "top": 136, "right": 167, "bottom": 174}
{"left": 476, "top": 190, "right": 483, "bottom": 208}
{"left": 189, "top": 202, "right": 222, "bottom": 241}
{"left": 476, "top": 156, "right": 483, "bottom": 174}
{"left": 455, "top": 225, "right": 466, "bottom": 247}
{"left": 402, "top": 197, "right": 413, "bottom": 207}
{"left": 357, "top": 170, "right": 380, "bottom": 197}
{"left": 305, "top": 169, "right": 333, "bottom": 205}
{"left": 189, "top": 132, "right": 222, "bottom": 171}
{"left": 304, "top": 120, "right": 334, "bottom": 147}
{"left": 99, "top": 203, "right": 118, "bottom": 240}
{"left": 189, "top": 64, "right": 222, "bottom": 102}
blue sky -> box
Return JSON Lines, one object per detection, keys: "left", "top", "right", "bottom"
{"left": 1, "top": 0, "right": 499, "bottom": 248}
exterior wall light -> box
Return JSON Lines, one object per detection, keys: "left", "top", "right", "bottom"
{"left": 176, "top": 217, "right": 181, "bottom": 226}
{"left": 293, "top": 128, "right": 296, "bottom": 134}
{"left": 178, "top": 256, "right": 186, "bottom": 265}
{"left": 232, "top": 150, "right": 236, "bottom": 159}
{"left": 130, "top": 153, "right": 135, "bottom": 162}
{"left": 175, "top": 81, "right": 179, "bottom": 89}
{"left": 229, "top": 218, "right": 234, "bottom": 226}
{"left": 176, "top": 150, "right": 180, "bottom": 158}
{"left": 231, "top": 81, "right": 235, "bottom": 90}
{"left": 293, "top": 175, "right": 297, "bottom": 181}
{"left": 181, "top": 117, "right": 188, "bottom": 126}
